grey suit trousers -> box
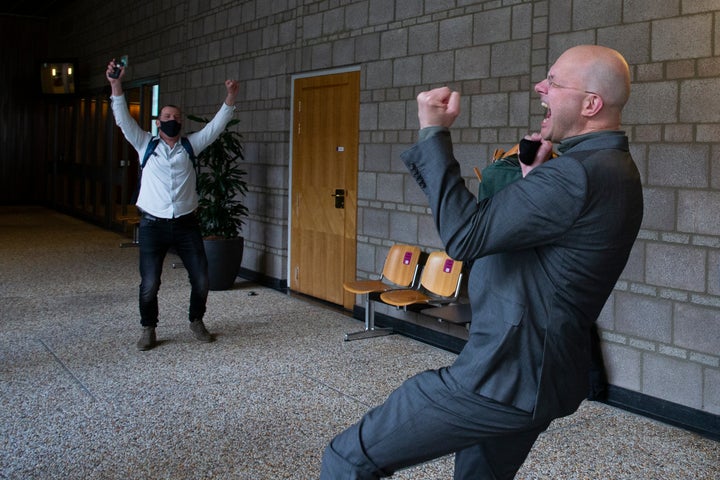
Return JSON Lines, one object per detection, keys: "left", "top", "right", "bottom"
{"left": 320, "top": 367, "right": 551, "bottom": 479}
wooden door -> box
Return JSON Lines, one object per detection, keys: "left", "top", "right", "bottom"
{"left": 290, "top": 71, "right": 359, "bottom": 309}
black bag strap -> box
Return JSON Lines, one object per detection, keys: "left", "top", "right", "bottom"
{"left": 179, "top": 137, "right": 196, "bottom": 168}
{"left": 140, "top": 138, "right": 161, "bottom": 169}
{"left": 140, "top": 137, "right": 196, "bottom": 169}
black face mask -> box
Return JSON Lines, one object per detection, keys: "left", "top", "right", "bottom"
{"left": 159, "top": 120, "right": 181, "bottom": 137}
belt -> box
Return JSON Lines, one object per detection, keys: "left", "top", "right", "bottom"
{"left": 141, "top": 212, "right": 194, "bottom": 223}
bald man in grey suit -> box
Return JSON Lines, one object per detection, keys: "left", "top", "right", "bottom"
{"left": 321, "top": 45, "right": 643, "bottom": 480}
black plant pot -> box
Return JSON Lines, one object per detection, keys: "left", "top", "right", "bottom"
{"left": 203, "top": 237, "right": 244, "bottom": 291}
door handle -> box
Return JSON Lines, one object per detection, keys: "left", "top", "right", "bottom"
{"left": 331, "top": 189, "right": 345, "bottom": 209}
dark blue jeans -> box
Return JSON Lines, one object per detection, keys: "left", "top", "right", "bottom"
{"left": 137, "top": 212, "right": 208, "bottom": 327}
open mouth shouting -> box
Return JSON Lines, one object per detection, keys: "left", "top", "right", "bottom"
{"left": 541, "top": 101, "right": 550, "bottom": 126}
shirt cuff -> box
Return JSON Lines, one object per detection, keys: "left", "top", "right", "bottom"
{"left": 418, "top": 126, "right": 448, "bottom": 142}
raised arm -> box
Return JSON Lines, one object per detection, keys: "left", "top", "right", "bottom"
{"left": 106, "top": 58, "right": 150, "bottom": 152}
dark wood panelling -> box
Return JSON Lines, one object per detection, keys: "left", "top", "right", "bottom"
{"left": 0, "top": 15, "right": 49, "bottom": 205}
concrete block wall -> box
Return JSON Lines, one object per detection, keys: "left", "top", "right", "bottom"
{"left": 48, "top": 0, "right": 719, "bottom": 416}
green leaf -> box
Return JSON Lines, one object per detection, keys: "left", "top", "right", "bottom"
{"left": 190, "top": 115, "right": 248, "bottom": 238}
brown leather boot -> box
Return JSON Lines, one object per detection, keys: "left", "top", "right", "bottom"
{"left": 136, "top": 326, "right": 157, "bottom": 351}
{"left": 189, "top": 319, "right": 213, "bottom": 343}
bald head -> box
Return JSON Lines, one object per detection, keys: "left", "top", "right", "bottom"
{"left": 557, "top": 45, "right": 631, "bottom": 109}
{"left": 535, "top": 45, "right": 632, "bottom": 139}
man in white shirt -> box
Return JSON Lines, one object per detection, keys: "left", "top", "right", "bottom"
{"left": 106, "top": 58, "right": 239, "bottom": 351}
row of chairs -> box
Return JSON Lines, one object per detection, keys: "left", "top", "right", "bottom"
{"left": 343, "top": 245, "right": 464, "bottom": 341}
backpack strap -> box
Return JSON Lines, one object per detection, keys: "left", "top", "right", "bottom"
{"left": 140, "top": 137, "right": 195, "bottom": 169}
{"left": 140, "top": 137, "right": 161, "bottom": 169}
{"left": 180, "top": 137, "right": 197, "bottom": 168}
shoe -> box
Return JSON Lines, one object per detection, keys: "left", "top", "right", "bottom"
{"left": 136, "top": 326, "right": 157, "bottom": 351}
{"left": 189, "top": 319, "right": 213, "bottom": 343}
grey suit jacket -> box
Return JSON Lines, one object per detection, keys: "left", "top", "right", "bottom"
{"left": 401, "top": 130, "right": 643, "bottom": 420}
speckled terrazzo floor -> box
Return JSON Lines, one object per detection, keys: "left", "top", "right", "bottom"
{"left": 1, "top": 206, "right": 718, "bottom": 480}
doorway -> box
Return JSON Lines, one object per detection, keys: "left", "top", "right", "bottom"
{"left": 289, "top": 70, "right": 360, "bottom": 309}
{"left": 45, "top": 83, "right": 157, "bottom": 231}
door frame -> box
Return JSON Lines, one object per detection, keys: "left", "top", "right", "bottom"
{"left": 287, "top": 65, "right": 361, "bottom": 302}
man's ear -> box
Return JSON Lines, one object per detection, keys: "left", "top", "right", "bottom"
{"left": 583, "top": 94, "right": 604, "bottom": 117}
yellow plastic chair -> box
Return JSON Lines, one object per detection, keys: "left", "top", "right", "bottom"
{"left": 380, "top": 250, "right": 463, "bottom": 309}
{"left": 343, "top": 244, "right": 422, "bottom": 341}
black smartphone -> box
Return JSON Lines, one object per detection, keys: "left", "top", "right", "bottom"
{"left": 518, "top": 139, "right": 541, "bottom": 165}
{"left": 109, "top": 55, "right": 128, "bottom": 79}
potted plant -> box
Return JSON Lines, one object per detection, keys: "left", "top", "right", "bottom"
{"left": 188, "top": 114, "right": 248, "bottom": 290}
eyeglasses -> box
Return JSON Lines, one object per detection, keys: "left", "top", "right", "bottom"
{"left": 546, "top": 75, "right": 598, "bottom": 96}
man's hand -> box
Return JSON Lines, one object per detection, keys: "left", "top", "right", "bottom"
{"left": 416, "top": 87, "right": 461, "bottom": 129}
{"left": 520, "top": 133, "right": 554, "bottom": 177}
{"left": 225, "top": 80, "right": 239, "bottom": 106}
{"left": 106, "top": 59, "right": 124, "bottom": 96}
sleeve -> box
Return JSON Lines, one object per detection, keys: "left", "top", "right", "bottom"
{"left": 187, "top": 103, "right": 235, "bottom": 154}
{"left": 110, "top": 95, "right": 152, "bottom": 154}
{"left": 401, "top": 130, "right": 588, "bottom": 261}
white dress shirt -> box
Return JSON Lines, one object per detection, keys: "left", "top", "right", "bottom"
{"left": 111, "top": 94, "right": 235, "bottom": 218}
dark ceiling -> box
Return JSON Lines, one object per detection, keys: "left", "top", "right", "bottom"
{"left": 0, "top": 0, "right": 65, "bottom": 18}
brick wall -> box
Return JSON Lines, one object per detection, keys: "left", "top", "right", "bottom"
{"left": 48, "top": 0, "right": 719, "bottom": 416}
